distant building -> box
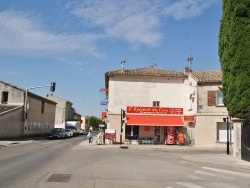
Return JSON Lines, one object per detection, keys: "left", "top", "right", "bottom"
{"left": 45, "top": 93, "right": 81, "bottom": 127}
{"left": 0, "top": 80, "right": 56, "bottom": 138}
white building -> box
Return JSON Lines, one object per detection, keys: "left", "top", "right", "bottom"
{"left": 104, "top": 66, "right": 229, "bottom": 148}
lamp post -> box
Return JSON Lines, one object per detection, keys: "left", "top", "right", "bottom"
{"left": 23, "top": 83, "right": 56, "bottom": 137}
{"left": 23, "top": 82, "right": 56, "bottom": 120}
{"left": 223, "top": 117, "right": 230, "bottom": 155}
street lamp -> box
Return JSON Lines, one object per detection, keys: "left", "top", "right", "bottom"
{"left": 223, "top": 117, "right": 230, "bottom": 155}
{"left": 23, "top": 82, "right": 56, "bottom": 120}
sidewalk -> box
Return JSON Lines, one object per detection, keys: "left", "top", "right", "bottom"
{"left": 80, "top": 136, "right": 250, "bottom": 171}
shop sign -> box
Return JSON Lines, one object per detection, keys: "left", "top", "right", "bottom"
{"left": 100, "top": 101, "right": 108, "bottom": 105}
{"left": 101, "top": 111, "right": 107, "bottom": 120}
{"left": 105, "top": 129, "right": 116, "bottom": 141}
{"left": 127, "top": 106, "right": 183, "bottom": 115}
{"left": 184, "top": 115, "right": 195, "bottom": 122}
{"left": 144, "top": 126, "right": 151, "bottom": 131}
{"left": 99, "top": 88, "right": 109, "bottom": 92}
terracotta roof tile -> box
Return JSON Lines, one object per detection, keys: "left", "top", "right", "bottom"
{"left": 190, "top": 70, "right": 222, "bottom": 83}
{"left": 105, "top": 66, "right": 186, "bottom": 78}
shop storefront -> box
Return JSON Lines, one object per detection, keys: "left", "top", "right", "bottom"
{"left": 125, "top": 106, "right": 185, "bottom": 145}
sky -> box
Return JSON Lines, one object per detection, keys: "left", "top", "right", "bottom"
{"left": 0, "top": 0, "right": 222, "bottom": 118}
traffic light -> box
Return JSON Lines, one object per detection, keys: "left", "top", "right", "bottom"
{"left": 121, "top": 109, "right": 126, "bottom": 134}
{"left": 50, "top": 82, "right": 56, "bottom": 92}
{"left": 122, "top": 110, "right": 126, "bottom": 119}
{"left": 122, "top": 119, "right": 125, "bottom": 125}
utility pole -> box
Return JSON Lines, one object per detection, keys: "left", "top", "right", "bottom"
{"left": 223, "top": 117, "right": 230, "bottom": 155}
{"left": 120, "top": 108, "right": 126, "bottom": 144}
{"left": 23, "top": 82, "right": 56, "bottom": 120}
{"left": 23, "top": 82, "right": 56, "bottom": 137}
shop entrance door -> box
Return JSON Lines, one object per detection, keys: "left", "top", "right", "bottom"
{"left": 154, "top": 126, "right": 161, "bottom": 144}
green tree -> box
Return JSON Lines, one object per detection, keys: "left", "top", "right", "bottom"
{"left": 219, "top": 0, "right": 250, "bottom": 118}
{"left": 88, "top": 116, "right": 105, "bottom": 131}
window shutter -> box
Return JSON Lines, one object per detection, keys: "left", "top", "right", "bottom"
{"left": 207, "top": 91, "right": 216, "bottom": 106}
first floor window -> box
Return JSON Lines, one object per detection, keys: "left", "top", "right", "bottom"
{"left": 217, "top": 122, "right": 234, "bottom": 143}
{"left": 1, "top": 91, "right": 8, "bottom": 103}
{"left": 125, "top": 125, "right": 139, "bottom": 140}
{"left": 153, "top": 101, "right": 160, "bottom": 107}
{"left": 208, "top": 90, "right": 224, "bottom": 106}
{"left": 217, "top": 90, "right": 224, "bottom": 105}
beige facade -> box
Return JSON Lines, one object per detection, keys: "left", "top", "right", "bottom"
{"left": 45, "top": 94, "right": 74, "bottom": 125}
{"left": 187, "top": 71, "right": 229, "bottom": 148}
{"left": 24, "top": 93, "right": 56, "bottom": 136}
{"left": 0, "top": 80, "right": 57, "bottom": 138}
{"left": 104, "top": 67, "right": 229, "bottom": 148}
{"left": 105, "top": 67, "right": 187, "bottom": 144}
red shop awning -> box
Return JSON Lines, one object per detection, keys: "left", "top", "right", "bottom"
{"left": 126, "top": 115, "right": 184, "bottom": 126}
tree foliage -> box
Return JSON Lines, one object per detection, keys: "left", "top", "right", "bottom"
{"left": 219, "top": 0, "right": 250, "bottom": 118}
{"left": 88, "top": 116, "right": 105, "bottom": 131}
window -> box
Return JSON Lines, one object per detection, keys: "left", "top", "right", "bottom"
{"left": 1, "top": 91, "right": 8, "bottom": 103}
{"left": 41, "top": 101, "right": 45, "bottom": 114}
{"left": 207, "top": 90, "right": 224, "bottom": 106}
{"left": 217, "top": 122, "right": 234, "bottom": 143}
{"left": 153, "top": 101, "right": 160, "bottom": 107}
{"left": 125, "top": 125, "right": 139, "bottom": 140}
{"left": 217, "top": 90, "right": 224, "bottom": 105}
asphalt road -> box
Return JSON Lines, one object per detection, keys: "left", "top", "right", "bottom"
{"left": 0, "top": 136, "right": 250, "bottom": 188}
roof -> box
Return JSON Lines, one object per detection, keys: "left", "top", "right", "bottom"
{"left": 106, "top": 66, "right": 186, "bottom": 78}
{"left": 190, "top": 70, "right": 222, "bottom": 84}
{"left": 0, "top": 80, "right": 25, "bottom": 92}
{"left": 105, "top": 66, "right": 186, "bottom": 86}
{"left": 0, "top": 80, "right": 57, "bottom": 105}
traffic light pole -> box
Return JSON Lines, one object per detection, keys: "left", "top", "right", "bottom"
{"left": 223, "top": 117, "right": 230, "bottom": 155}
{"left": 226, "top": 117, "right": 230, "bottom": 155}
{"left": 120, "top": 108, "right": 122, "bottom": 145}
{"left": 23, "top": 82, "right": 56, "bottom": 120}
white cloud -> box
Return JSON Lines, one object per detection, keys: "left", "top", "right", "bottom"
{"left": 0, "top": 10, "right": 104, "bottom": 58}
{"left": 162, "top": 0, "right": 219, "bottom": 20}
{"left": 1, "top": 70, "right": 25, "bottom": 76}
{"left": 67, "top": 0, "right": 163, "bottom": 49}
{"left": 67, "top": 0, "right": 218, "bottom": 48}
{"left": 0, "top": 1, "right": 219, "bottom": 57}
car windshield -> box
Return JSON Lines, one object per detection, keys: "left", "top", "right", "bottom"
{"left": 65, "top": 129, "right": 71, "bottom": 132}
{"left": 53, "top": 128, "right": 62, "bottom": 132}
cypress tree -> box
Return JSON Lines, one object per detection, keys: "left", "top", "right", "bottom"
{"left": 219, "top": 0, "right": 250, "bottom": 119}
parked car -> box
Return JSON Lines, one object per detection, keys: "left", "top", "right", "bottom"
{"left": 65, "top": 125, "right": 78, "bottom": 136}
{"left": 65, "top": 129, "right": 74, "bottom": 137}
{"left": 79, "top": 129, "right": 87, "bottom": 135}
{"left": 50, "top": 128, "right": 65, "bottom": 139}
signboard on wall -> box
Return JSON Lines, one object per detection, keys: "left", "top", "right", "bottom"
{"left": 100, "top": 101, "right": 108, "bottom": 105}
{"left": 184, "top": 116, "right": 195, "bottom": 122}
{"left": 127, "top": 106, "right": 183, "bottom": 115}
{"left": 105, "top": 129, "right": 116, "bottom": 141}
{"left": 99, "top": 88, "right": 109, "bottom": 92}
{"left": 101, "top": 111, "right": 107, "bottom": 120}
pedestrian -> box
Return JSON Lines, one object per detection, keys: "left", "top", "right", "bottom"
{"left": 87, "top": 130, "right": 93, "bottom": 145}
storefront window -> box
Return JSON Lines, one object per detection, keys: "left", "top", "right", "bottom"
{"left": 125, "top": 125, "right": 139, "bottom": 140}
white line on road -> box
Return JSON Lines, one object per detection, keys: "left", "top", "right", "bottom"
{"left": 202, "top": 167, "right": 250, "bottom": 178}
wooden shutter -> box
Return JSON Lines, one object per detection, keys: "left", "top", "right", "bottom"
{"left": 207, "top": 91, "right": 216, "bottom": 106}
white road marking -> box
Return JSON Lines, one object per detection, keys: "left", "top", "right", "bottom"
{"left": 203, "top": 167, "right": 250, "bottom": 178}
{"left": 176, "top": 182, "right": 204, "bottom": 188}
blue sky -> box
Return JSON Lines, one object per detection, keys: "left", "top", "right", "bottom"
{"left": 0, "top": 0, "right": 222, "bottom": 117}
